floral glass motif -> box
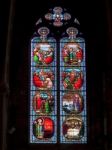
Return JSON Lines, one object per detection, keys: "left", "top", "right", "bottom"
{"left": 45, "top": 7, "right": 71, "bottom": 27}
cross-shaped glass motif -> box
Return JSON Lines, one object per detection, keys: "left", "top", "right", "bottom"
{"left": 45, "top": 7, "right": 71, "bottom": 27}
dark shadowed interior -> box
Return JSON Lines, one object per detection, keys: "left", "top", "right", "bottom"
{"left": 0, "top": 0, "right": 112, "bottom": 150}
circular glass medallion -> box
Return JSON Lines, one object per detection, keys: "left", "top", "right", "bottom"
{"left": 62, "top": 68, "right": 83, "bottom": 90}
{"left": 63, "top": 92, "right": 83, "bottom": 114}
{"left": 62, "top": 42, "right": 83, "bottom": 65}
{"left": 33, "top": 68, "right": 54, "bottom": 90}
{"left": 33, "top": 91, "right": 54, "bottom": 115}
{"left": 33, "top": 43, "right": 54, "bottom": 65}
{"left": 33, "top": 117, "right": 54, "bottom": 140}
{"left": 63, "top": 116, "right": 84, "bottom": 140}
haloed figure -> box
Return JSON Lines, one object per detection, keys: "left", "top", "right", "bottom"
{"left": 35, "top": 118, "right": 44, "bottom": 139}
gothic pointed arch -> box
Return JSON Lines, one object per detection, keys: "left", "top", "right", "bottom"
{"left": 29, "top": 7, "right": 87, "bottom": 144}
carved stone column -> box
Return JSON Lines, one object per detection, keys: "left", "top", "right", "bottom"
{"left": 1, "top": 0, "right": 15, "bottom": 150}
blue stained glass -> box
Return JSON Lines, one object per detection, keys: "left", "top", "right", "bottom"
{"left": 29, "top": 8, "right": 87, "bottom": 144}
{"left": 60, "top": 38, "right": 86, "bottom": 67}
{"left": 30, "top": 115, "right": 57, "bottom": 143}
{"left": 60, "top": 28, "right": 87, "bottom": 143}
{"left": 30, "top": 30, "right": 57, "bottom": 143}
{"left": 60, "top": 116, "right": 87, "bottom": 143}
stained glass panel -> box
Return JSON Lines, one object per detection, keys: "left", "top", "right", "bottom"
{"left": 30, "top": 27, "right": 57, "bottom": 143}
{"left": 60, "top": 27, "right": 87, "bottom": 143}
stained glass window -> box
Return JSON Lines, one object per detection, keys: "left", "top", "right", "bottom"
{"left": 29, "top": 7, "right": 87, "bottom": 144}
